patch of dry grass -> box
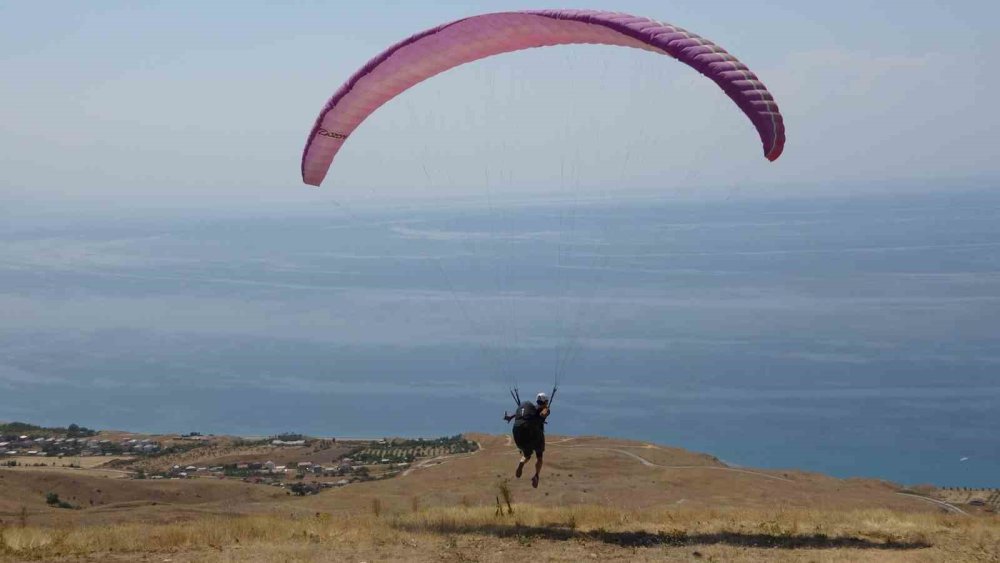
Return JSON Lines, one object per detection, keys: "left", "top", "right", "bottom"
{"left": 1, "top": 505, "right": 997, "bottom": 562}
{"left": 0, "top": 513, "right": 389, "bottom": 561}
{"left": 396, "top": 505, "right": 977, "bottom": 547}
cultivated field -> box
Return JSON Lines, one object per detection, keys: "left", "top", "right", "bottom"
{"left": 2, "top": 456, "right": 132, "bottom": 470}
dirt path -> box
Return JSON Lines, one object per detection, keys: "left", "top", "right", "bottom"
{"left": 547, "top": 437, "right": 577, "bottom": 445}
{"left": 895, "top": 492, "right": 968, "bottom": 516}
{"left": 400, "top": 442, "right": 483, "bottom": 478}
{"left": 555, "top": 445, "right": 793, "bottom": 483}
{"left": 401, "top": 454, "right": 467, "bottom": 478}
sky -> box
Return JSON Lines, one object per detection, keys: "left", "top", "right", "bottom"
{"left": 2, "top": 0, "right": 998, "bottom": 212}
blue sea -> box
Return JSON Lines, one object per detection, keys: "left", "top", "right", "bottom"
{"left": 2, "top": 189, "right": 998, "bottom": 487}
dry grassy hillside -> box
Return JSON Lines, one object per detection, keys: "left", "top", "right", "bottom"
{"left": 0, "top": 468, "right": 283, "bottom": 529}
{"left": 290, "top": 434, "right": 944, "bottom": 515}
{"left": 2, "top": 433, "right": 997, "bottom": 562}
{"left": 3, "top": 503, "right": 997, "bottom": 561}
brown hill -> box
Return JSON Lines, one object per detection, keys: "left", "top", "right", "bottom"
{"left": 288, "top": 434, "right": 945, "bottom": 516}
{"left": 0, "top": 467, "right": 282, "bottom": 528}
{"left": 1, "top": 433, "right": 953, "bottom": 526}
{"left": 2, "top": 433, "right": 993, "bottom": 561}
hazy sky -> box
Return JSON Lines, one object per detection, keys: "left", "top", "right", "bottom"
{"left": 2, "top": 1, "right": 998, "bottom": 210}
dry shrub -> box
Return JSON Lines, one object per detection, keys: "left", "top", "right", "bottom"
{"left": 496, "top": 480, "right": 514, "bottom": 515}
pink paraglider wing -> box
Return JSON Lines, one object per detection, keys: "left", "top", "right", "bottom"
{"left": 302, "top": 10, "right": 785, "bottom": 186}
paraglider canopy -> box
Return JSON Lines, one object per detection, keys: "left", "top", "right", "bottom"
{"left": 301, "top": 9, "right": 785, "bottom": 186}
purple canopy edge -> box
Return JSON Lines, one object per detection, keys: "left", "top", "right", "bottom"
{"left": 302, "top": 9, "right": 786, "bottom": 186}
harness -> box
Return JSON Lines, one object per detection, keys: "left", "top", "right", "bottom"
{"left": 510, "top": 385, "right": 558, "bottom": 422}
